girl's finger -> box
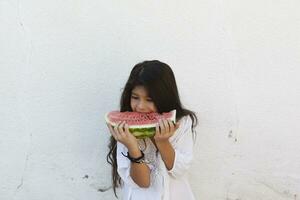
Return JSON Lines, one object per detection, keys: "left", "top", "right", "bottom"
{"left": 162, "top": 119, "right": 170, "bottom": 134}
{"left": 106, "top": 122, "right": 112, "bottom": 132}
{"left": 175, "top": 122, "right": 180, "bottom": 130}
{"left": 124, "top": 123, "right": 130, "bottom": 135}
{"left": 106, "top": 123, "right": 117, "bottom": 139}
{"left": 169, "top": 120, "right": 175, "bottom": 133}
{"left": 114, "top": 121, "right": 122, "bottom": 135}
{"left": 155, "top": 123, "right": 160, "bottom": 136}
{"left": 118, "top": 121, "right": 126, "bottom": 135}
{"left": 159, "top": 119, "right": 166, "bottom": 135}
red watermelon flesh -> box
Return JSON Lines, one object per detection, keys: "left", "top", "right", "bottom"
{"left": 105, "top": 110, "right": 176, "bottom": 139}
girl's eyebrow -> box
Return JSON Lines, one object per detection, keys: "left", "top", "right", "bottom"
{"left": 131, "top": 92, "right": 150, "bottom": 98}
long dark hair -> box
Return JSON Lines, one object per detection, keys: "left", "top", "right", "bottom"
{"left": 105, "top": 60, "right": 198, "bottom": 197}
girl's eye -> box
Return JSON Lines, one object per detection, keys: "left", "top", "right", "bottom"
{"left": 131, "top": 96, "right": 138, "bottom": 100}
{"left": 147, "top": 99, "right": 153, "bottom": 102}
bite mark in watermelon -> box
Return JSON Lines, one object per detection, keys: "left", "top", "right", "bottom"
{"left": 105, "top": 110, "right": 176, "bottom": 139}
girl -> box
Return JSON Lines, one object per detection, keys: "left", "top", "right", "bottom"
{"left": 105, "top": 60, "right": 198, "bottom": 200}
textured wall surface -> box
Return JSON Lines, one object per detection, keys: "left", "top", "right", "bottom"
{"left": 1, "top": 0, "right": 300, "bottom": 200}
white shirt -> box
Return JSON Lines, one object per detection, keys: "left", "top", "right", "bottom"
{"left": 117, "top": 115, "right": 196, "bottom": 200}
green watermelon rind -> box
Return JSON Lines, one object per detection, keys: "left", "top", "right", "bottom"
{"left": 130, "top": 127, "right": 156, "bottom": 139}
{"left": 109, "top": 126, "right": 156, "bottom": 139}
{"left": 105, "top": 110, "right": 176, "bottom": 139}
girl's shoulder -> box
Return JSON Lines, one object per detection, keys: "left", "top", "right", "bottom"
{"left": 177, "top": 114, "right": 193, "bottom": 128}
{"left": 174, "top": 115, "right": 193, "bottom": 136}
{"left": 170, "top": 115, "right": 193, "bottom": 144}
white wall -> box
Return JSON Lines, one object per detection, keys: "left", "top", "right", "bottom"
{"left": 1, "top": 0, "right": 300, "bottom": 199}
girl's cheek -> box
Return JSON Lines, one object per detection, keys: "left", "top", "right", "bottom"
{"left": 130, "top": 103, "right": 135, "bottom": 111}
{"left": 150, "top": 103, "right": 157, "bottom": 112}
{"left": 130, "top": 100, "right": 137, "bottom": 111}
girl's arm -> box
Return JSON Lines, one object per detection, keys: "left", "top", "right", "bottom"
{"left": 127, "top": 145, "right": 151, "bottom": 188}
{"left": 154, "top": 119, "right": 179, "bottom": 170}
{"left": 107, "top": 121, "right": 151, "bottom": 188}
{"left": 160, "top": 116, "right": 195, "bottom": 178}
{"left": 155, "top": 140, "right": 175, "bottom": 170}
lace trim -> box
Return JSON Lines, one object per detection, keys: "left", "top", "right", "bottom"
{"left": 138, "top": 138, "right": 160, "bottom": 184}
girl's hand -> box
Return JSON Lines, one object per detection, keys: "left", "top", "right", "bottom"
{"left": 106, "top": 121, "right": 139, "bottom": 150}
{"left": 154, "top": 119, "right": 180, "bottom": 143}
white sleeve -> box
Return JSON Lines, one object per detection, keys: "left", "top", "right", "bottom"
{"left": 167, "top": 116, "right": 195, "bottom": 178}
{"left": 116, "top": 142, "right": 140, "bottom": 188}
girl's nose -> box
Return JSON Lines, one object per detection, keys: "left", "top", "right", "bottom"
{"left": 137, "top": 100, "right": 147, "bottom": 110}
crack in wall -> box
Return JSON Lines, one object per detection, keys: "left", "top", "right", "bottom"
{"left": 13, "top": 133, "right": 33, "bottom": 199}
{"left": 10, "top": 0, "right": 34, "bottom": 198}
{"left": 258, "top": 181, "right": 297, "bottom": 199}
{"left": 16, "top": 0, "right": 34, "bottom": 69}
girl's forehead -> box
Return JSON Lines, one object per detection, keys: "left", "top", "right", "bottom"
{"left": 131, "top": 86, "right": 149, "bottom": 97}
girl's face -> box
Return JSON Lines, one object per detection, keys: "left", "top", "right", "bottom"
{"left": 130, "top": 86, "right": 157, "bottom": 113}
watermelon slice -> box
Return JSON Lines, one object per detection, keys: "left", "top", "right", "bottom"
{"left": 105, "top": 110, "right": 176, "bottom": 139}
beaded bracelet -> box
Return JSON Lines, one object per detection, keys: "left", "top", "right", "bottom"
{"left": 121, "top": 151, "right": 145, "bottom": 164}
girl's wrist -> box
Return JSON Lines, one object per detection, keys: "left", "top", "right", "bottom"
{"left": 127, "top": 144, "right": 142, "bottom": 158}
{"left": 155, "top": 140, "right": 170, "bottom": 149}
{"left": 155, "top": 138, "right": 170, "bottom": 146}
